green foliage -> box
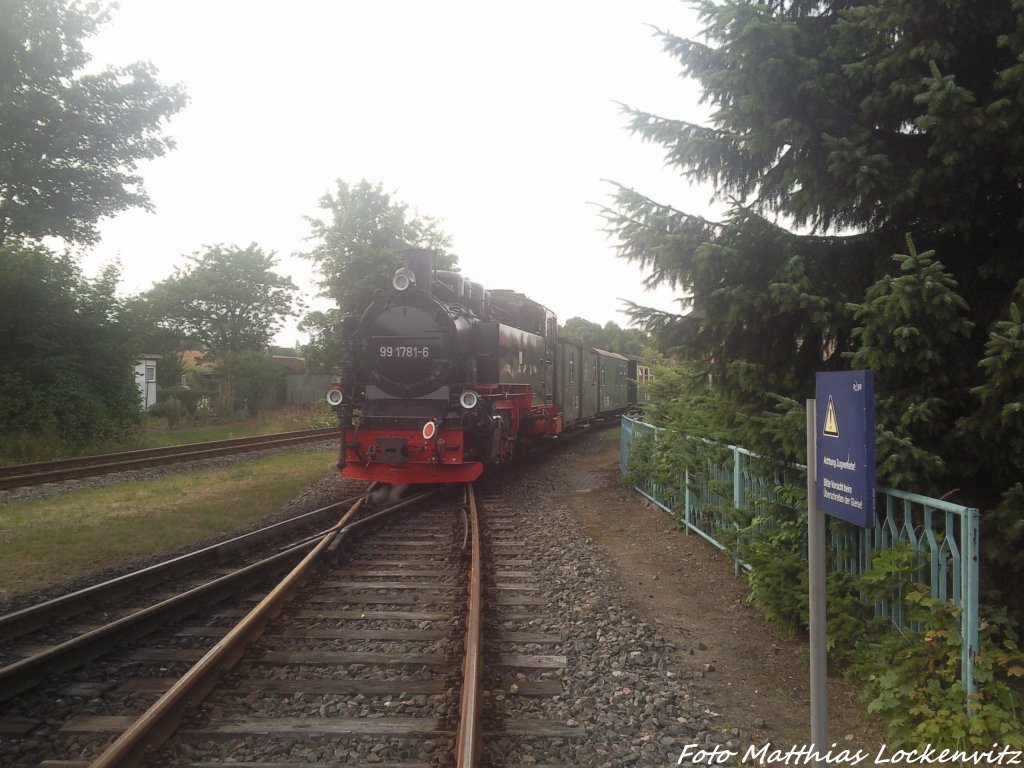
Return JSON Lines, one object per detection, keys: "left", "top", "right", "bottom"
{"left": 606, "top": 197, "right": 864, "bottom": 459}
{"left": 0, "top": 0, "right": 186, "bottom": 246}
{"left": 848, "top": 238, "right": 973, "bottom": 494}
{"left": 622, "top": 431, "right": 657, "bottom": 490}
{"left": 140, "top": 244, "right": 299, "bottom": 361}
{"left": 559, "top": 317, "right": 648, "bottom": 355}
{"left": 984, "top": 483, "right": 1024, "bottom": 597}
{"left": 852, "top": 590, "right": 1024, "bottom": 749}
{"left": 301, "top": 179, "right": 456, "bottom": 371}
{"left": 741, "top": 484, "right": 810, "bottom": 631}
{"left": 610, "top": 0, "right": 1024, "bottom": 632}
{"left": 956, "top": 281, "right": 1024, "bottom": 611}
{"left": 119, "top": 297, "right": 189, "bottom": 386}
{"left": 157, "top": 387, "right": 219, "bottom": 418}
{"left": 744, "top": 522, "right": 1024, "bottom": 746}
{"left": 153, "top": 353, "right": 184, "bottom": 391}
{"left": 628, "top": 407, "right": 1023, "bottom": 746}
{"left": 221, "top": 351, "right": 281, "bottom": 417}
{"left": 0, "top": 242, "right": 142, "bottom": 454}
{"left": 966, "top": 284, "right": 1024, "bottom": 470}
{"left": 147, "top": 396, "right": 183, "bottom": 429}
{"left": 743, "top": 504, "right": 1024, "bottom": 746}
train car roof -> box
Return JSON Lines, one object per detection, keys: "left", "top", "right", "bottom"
{"left": 591, "top": 347, "right": 629, "bottom": 360}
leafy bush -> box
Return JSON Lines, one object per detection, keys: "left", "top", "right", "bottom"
{"left": 157, "top": 387, "right": 220, "bottom": 417}
{"left": 0, "top": 244, "right": 143, "bottom": 454}
{"left": 148, "top": 397, "right": 184, "bottom": 429}
{"left": 222, "top": 351, "right": 281, "bottom": 417}
{"left": 852, "top": 590, "right": 1024, "bottom": 748}
{"left": 742, "top": 501, "right": 808, "bottom": 631}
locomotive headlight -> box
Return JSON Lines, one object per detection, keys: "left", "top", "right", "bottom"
{"left": 422, "top": 420, "right": 438, "bottom": 440}
{"left": 392, "top": 267, "right": 416, "bottom": 292}
{"left": 459, "top": 390, "right": 479, "bottom": 410}
{"left": 325, "top": 388, "right": 344, "bottom": 407}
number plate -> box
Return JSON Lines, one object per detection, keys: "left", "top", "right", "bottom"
{"left": 378, "top": 345, "right": 431, "bottom": 359}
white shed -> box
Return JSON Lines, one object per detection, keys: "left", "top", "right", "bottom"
{"left": 134, "top": 354, "right": 160, "bottom": 410}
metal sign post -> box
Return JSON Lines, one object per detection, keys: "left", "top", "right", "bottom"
{"left": 806, "top": 399, "right": 827, "bottom": 764}
{"left": 807, "top": 371, "right": 876, "bottom": 766}
{"left": 815, "top": 371, "right": 876, "bottom": 528}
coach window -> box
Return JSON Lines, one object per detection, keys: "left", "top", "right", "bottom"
{"left": 569, "top": 358, "right": 575, "bottom": 383}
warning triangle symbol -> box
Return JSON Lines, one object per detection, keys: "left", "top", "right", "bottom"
{"left": 823, "top": 395, "right": 839, "bottom": 437}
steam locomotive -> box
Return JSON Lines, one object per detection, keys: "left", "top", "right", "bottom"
{"left": 326, "top": 248, "right": 646, "bottom": 484}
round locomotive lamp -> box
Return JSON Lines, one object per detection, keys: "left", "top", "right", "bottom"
{"left": 325, "top": 388, "right": 344, "bottom": 407}
{"left": 422, "top": 420, "right": 437, "bottom": 440}
{"left": 459, "top": 390, "right": 479, "bottom": 410}
{"left": 392, "top": 267, "right": 416, "bottom": 292}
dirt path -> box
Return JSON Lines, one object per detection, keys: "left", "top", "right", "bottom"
{"left": 559, "top": 432, "right": 887, "bottom": 755}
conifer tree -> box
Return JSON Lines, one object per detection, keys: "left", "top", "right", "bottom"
{"left": 607, "top": 0, "right": 1024, "bottom": 471}
{"left": 958, "top": 282, "right": 1024, "bottom": 588}
{"left": 847, "top": 237, "right": 973, "bottom": 493}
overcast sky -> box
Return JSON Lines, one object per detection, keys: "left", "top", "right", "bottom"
{"left": 79, "top": 0, "right": 718, "bottom": 346}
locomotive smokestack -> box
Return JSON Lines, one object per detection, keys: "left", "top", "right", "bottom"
{"left": 406, "top": 248, "right": 435, "bottom": 296}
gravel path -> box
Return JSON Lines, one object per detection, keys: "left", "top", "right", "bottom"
{"left": 475, "top": 439, "right": 721, "bottom": 766}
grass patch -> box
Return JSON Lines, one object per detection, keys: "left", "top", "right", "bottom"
{"left": 136, "top": 405, "right": 336, "bottom": 449}
{"left": 0, "top": 450, "right": 337, "bottom": 600}
{"left": 0, "top": 405, "right": 337, "bottom": 465}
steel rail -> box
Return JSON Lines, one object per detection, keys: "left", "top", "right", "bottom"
{"left": 88, "top": 484, "right": 442, "bottom": 768}
{"left": 0, "top": 495, "right": 360, "bottom": 642}
{"left": 0, "top": 427, "right": 337, "bottom": 490}
{"left": 455, "top": 483, "right": 483, "bottom": 767}
{"left": 0, "top": 532, "right": 318, "bottom": 704}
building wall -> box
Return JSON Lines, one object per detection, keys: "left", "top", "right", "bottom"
{"left": 134, "top": 358, "right": 158, "bottom": 410}
{"left": 284, "top": 373, "right": 333, "bottom": 406}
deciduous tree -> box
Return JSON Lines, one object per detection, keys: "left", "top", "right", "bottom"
{"left": 143, "top": 244, "right": 300, "bottom": 360}
{"left": 559, "top": 317, "right": 648, "bottom": 355}
{"left": 0, "top": 242, "right": 141, "bottom": 452}
{"left": 301, "top": 179, "right": 456, "bottom": 370}
{"left": 0, "top": 0, "right": 187, "bottom": 245}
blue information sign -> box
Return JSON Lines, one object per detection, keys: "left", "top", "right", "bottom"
{"left": 815, "top": 371, "right": 876, "bottom": 528}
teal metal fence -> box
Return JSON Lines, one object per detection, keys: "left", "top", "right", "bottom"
{"left": 620, "top": 414, "right": 981, "bottom": 694}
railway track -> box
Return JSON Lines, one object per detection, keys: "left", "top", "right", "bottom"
{"left": 0, "top": 429, "right": 727, "bottom": 766}
{"left": 0, "top": 494, "right": 365, "bottom": 702}
{"left": 0, "top": 480, "right": 588, "bottom": 766}
{"left": 0, "top": 427, "right": 338, "bottom": 490}
{"left": 80, "top": 486, "right": 474, "bottom": 767}
{"left": 0, "top": 487, "right": 470, "bottom": 765}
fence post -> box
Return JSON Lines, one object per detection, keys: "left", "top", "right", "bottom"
{"left": 683, "top": 469, "right": 691, "bottom": 535}
{"left": 733, "top": 446, "right": 742, "bottom": 575}
{"left": 961, "top": 506, "right": 980, "bottom": 699}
